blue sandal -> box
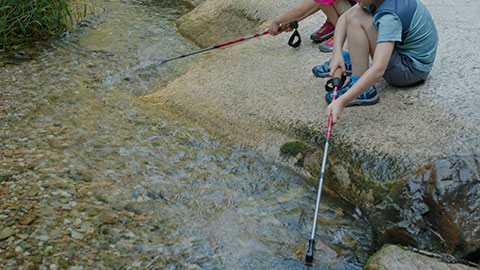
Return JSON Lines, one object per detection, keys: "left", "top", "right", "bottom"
{"left": 325, "top": 79, "right": 379, "bottom": 107}
{"left": 312, "top": 59, "right": 352, "bottom": 78}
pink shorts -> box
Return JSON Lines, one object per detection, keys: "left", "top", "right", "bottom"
{"left": 314, "top": 0, "right": 357, "bottom": 6}
{"left": 314, "top": 0, "right": 336, "bottom": 5}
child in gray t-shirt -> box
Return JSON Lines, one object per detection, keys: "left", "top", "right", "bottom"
{"left": 325, "top": 0, "right": 438, "bottom": 123}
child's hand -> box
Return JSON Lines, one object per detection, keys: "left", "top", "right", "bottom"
{"left": 329, "top": 55, "right": 346, "bottom": 77}
{"left": 326, "top": 100, "right": 344, "bottom": 124}
{"left": 269, "top": 21, "right": 282, "bottom": 36}
{"left": 279, "top": 23, "right": 294, "bottom": 32}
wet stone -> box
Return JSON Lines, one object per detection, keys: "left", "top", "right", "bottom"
{"left": 19, "top": 215, "right": 37, "bottom": 225}
{"left": 87, "top": 210, "right": 99, "bottom": 217}
{"left": 31, "top": 255, "right": 42, "bottom": 264}
{"left": 365, "top": 245, "right": 478, "bottom": 270}
{"left": 48, "top": 201, "right": 61, "bottom": 208}
{"left": 99, "top": 213, "right": 117, "bottom": 224}
{"left": 71, "top": 231, "right": 84, "bottom": 240}
{"left": 58, "top": 258, "right": 70, "bottom": 269}
{"left": 72, "top": 218, "right": 82, "bottom": 227}
{"left": 26, "top": 264, "right": 40, "bottom": 270}
{"left": 371, "top": 154, "right": 480, "bottom": 259}
{"left": 36, "top": 235, "right": 49, "bottom": 242}
{"left": 0, "top": 227, "right": 15, "bottom": 240}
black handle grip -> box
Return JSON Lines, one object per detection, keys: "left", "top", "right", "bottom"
{"left": 289, "top": 20, "right": 299, "bottom": 29}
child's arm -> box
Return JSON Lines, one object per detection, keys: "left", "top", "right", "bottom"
{"left": 329, "top": 11, "right": 348, "bottom": 75}
{"left": 327, "top": 42, "right": 394, "bottom": 123}
{"left": 269, "top": 0, "right": 321, "bottom": 35}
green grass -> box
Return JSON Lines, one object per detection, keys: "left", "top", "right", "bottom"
{"left": 0, "top": 0, "right": 88, "bottom": 51}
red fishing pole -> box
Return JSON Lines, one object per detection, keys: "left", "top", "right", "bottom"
{"left": 158, "top": 21, "right": 299, "bottom": 65}
{"left": 305, "top": 68, "right": 344, "bottom": 266}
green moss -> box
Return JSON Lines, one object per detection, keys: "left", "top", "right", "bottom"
{"left": 347, "top": 167, "right": 398, "bottom": 205}
{"left": 280, "top": 141, "right": 308, "bottom": 157}
{"left": 348, "top": 167, "right": 374, "bottom": 189}
{"left": 374, "top": 181, "right": 398, "bottom": 204}
{"left": 379, "top": 181, "right": 398, "bottom": 196}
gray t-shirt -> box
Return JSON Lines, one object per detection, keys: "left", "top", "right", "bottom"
{"left": 371, "top": 0, "right": 438, "bottom": 72}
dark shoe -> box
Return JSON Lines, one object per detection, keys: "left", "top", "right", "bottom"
{"left": 312, "top": 59, "right": 352, "bottom": 78}
{"left": 325, "top": 79, "right": 379, "bottom": 106}
{"left": 310, "top": 20, "right": 335, "bottom": 43}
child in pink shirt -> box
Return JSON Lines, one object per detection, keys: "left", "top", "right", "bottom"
{"left": 269, "top": 0, "right": 356, "bottom": 52}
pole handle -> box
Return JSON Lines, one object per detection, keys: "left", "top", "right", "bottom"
{"left": 326, "top": 67, "right": 343, "bottom": 136}
{"left": 324, "top": 67, "right": 346, "bottom": 92}
{"left": 279, "top": 21, "right": 298, "bottom": 32}
{"left": 332, "top": 67, "right": 344, "bottom": 90}
{"left": 333, "top": 67, "right": 343, "bottom": 79}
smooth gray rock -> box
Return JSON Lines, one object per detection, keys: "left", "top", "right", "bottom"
{"left": 371, "top": 154, "right": 480, "bottom": 259}
{"left": 365, "top": 245, "right": 478, "bottom": 270}
{"left": 0, "top": 227, "right": 15, "bottom": 240}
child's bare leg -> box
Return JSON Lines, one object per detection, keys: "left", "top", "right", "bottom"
{"left": 344, "top": 6, "right": 378, "bottom": 76}
{"left": 333, "top": 0, "right": 346, "bottom": 16}
{"left": 319, "top": 0, "right": 350, "bottom": 25}
{"left": 319, "top": 1, "right": 342, "bottom": 25}
{"left": 325, "top": 0, "right": 349, "bottom": 25}
{"left": 329, "top": 0, "right": 351, "bottom": 53}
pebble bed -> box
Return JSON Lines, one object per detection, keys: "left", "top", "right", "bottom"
{"left": 0, "top": 0, "right": 373, "bottom": 269}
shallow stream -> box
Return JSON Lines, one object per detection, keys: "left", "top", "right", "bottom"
{"left": 0, "top": 0, "right": 372, "bottom": 269}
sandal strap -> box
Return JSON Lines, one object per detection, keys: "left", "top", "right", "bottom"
{"left": 314, "top": 60, "right": 331, "bottom": 73}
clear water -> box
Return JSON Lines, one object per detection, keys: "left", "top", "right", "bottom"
{"left": 0, "top": 0, "right": 372, "bottom": 269}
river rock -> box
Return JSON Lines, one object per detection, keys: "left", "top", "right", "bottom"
{"left": 0, "top": 227, "right": 15, "bottom": 240}
{"left": 365, "top": 245, "right": 477, "bottom": 270}
{"left": 98, "top": 213, "right": 118, "bottom": 224}
{"left": 0, "top": 169, "right": 15, "bottom": 183}
{"left": 371, "top": 154, "right": 480, "bottom": 259}
{"left": 176, "top": 0, "right": 296, "bottom": 48}
{"left": 19, "top": 214, "right": 37, "bottom": 225}
{"left": 71, "top": 231, "right": 84, "bottom": 240}
{"left": 186, "top": 0, "right": 204, "bottom": 6}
